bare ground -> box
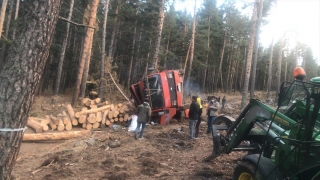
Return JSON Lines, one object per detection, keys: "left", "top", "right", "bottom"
{"left": 12, "top": 91, "right": 273, "bottom": 180}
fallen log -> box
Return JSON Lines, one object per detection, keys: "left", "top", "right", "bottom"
{"left": 86, "top": 123, "right": 93, "bottom": 130}
{"left": 96, "top": 101, "right": 109, "bottom": 107}
{"left": 113, "top": 110, "right": 119, "bottom": 118}
{"left": 62, "top": 111, "right": 71, "bottom": 125}
{"left": 106, "top": 120, "right": 111, "bottom": 126}
{"left": 82, "top": 98, "right": 91, "bottom": 107}
{"left": 75, "top": 105, "right": 111, "bottom": 118}
{"left": 66, "top": 104, "right": 78, "bottom": 126}
{"left": 57, "top": 118, "right": 64, "bottom": 131}
{"left": 87, "top": 113, "right": 96, "bottom": 123}
{"left": 23, "top": 130, "right": 90, "bottom": 141}
{"left": 123, "top": 113, "right": 129, "bottom": 121}
{"left": 93, "top": 98, "right": 101, "bottom": 104}
{"left": 92, "top": 122, "right": 100, "bottom": 129}
{"left": 46, "top": 115, "right": 56, "bottom": 130}
{"left": 62, "top": 111, "right": 72, "bottom": 131}
{"left": 107, "top": 110, "right": 114, "bottom": 119}
{"left": 27, "top": 120, "right": 43, "bottom": 133}
{"left": 28, "top": 117, "right": 50, "bottom": 125}
{"left": 90, "top": 104, "right": 97, "bottom": 109}
{"left": 78, "top": 114, "right": 87, "bottom": 124}
{"left": 49, "top": 115, "right": 60, "bottom": 126}
{"left": 96, "top": 112, "right": 102, "bottom": 122}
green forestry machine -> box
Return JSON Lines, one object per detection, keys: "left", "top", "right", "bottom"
{"left": 205, "top": 67, "right": 320, "bottom": 180}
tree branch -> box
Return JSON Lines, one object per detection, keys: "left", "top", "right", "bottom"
{"left": 58, "top": 16, "right": 96, "bottom": 29}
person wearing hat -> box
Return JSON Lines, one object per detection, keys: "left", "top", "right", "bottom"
{"left": 134, "top": 102, "right": 151, "bottom": 140}
{"left": 206, "top": 96, "right": 219, "bottom": 134}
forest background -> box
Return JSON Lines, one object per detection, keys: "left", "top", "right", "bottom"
{"left": 0, "top": 0, "right": 319, "bottom": 178}
{"left": 0, "top": 0, "right": 319, "bottom": 107}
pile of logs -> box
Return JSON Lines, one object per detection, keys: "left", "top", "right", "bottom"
{"left": 27, "top": 98, "right": 131, "bottom": 133}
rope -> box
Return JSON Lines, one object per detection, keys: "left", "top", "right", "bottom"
{"left": 0, "top": 127, "right": 27, "bottom": 132}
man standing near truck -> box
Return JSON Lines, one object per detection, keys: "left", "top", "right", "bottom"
{"left": 134, "top": 102, "right": 151, "bottom": 140}
{"left": 188, "top": 96, "right": 200, "bottom": 139}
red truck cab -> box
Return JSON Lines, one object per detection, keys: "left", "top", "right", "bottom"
{"left": 129, "top": 70, "right": 184, "bottom": 125}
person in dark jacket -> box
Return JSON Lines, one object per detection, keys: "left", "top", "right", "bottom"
{"left": 188, "top": 96, "right": 200, "bottom": 139}
{"left": 222, "top": 96, "right": 226, "bottom": 108}
{"left": 134, "top": 102, "right": 151, "bottom": 140}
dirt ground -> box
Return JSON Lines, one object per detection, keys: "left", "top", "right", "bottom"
{"left": 12, "top": 91, "right": 272, "bottom": 180}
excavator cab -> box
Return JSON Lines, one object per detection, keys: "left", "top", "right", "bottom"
{"left": 205, "top": 67, "right": 320, "bottom": 179}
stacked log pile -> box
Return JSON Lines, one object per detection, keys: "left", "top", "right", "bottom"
{"left": 27, "top": 98, "right": 131, "bottom": 133}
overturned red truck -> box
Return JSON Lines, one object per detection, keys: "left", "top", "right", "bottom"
{"left": 129, "top": 70, "right": 185, "bottom": 125}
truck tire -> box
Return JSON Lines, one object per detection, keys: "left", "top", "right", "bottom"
{"left": 233, "top": 161, "right": 264, "bottom": 180}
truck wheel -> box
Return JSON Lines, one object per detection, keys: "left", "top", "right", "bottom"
{"left": 233, "top": 161, "right": 264, "bottom": 180}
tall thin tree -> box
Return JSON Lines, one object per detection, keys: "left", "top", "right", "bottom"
{"left": 267, "top": 38, "right": 274, "bottom": 99}
{"left": 0, "top": 0, "right": 61, "bottom": 178}
{"left": 11, "top": 0, "right": 20, "bottom": 40}
{"left": 0, "top": 0, "right": 14, "bottom": 66}
{"left": 275, "top": 37, "right": 284, "bottom": 103}
{"left": 151, "top": 0, "right": 165, "bottom": 71}
{"left": 99, "top": 0, "right": 110, "bottom": 99}
{"left": 71, "top": 0, "right": 100, "bottom": 106}
{"left": 54, "top": 0, "right": 75, "bottom": 95}
{"left": 250, "top": 0, "right": 264, "bottom": 99}
{"left": 185, "top": 0, "right": 196, "bottom": 88}
{"left": 0, "top": 0, "right": 8, "bottom": 39}
{"left": 240, "top": 0, "right": 258, "bottom": 110}
{"left": 127, "top": 2, "right": 139, "bottom": 88}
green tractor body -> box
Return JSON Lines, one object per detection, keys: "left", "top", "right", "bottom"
{"left": 206, "top": 77, "right": 320, "bottom": 179}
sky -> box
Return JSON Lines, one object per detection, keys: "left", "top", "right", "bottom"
{"left": 174, "top": 0, "right": 320, "bottom": 63}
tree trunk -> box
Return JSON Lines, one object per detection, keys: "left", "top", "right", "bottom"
{"left": 185, "top": 0, "right": 196, "bottom": 88}
{"left": 250, "top": 0, "right": 264, "bottom": 99}
{"left": 127, "top": 4, "right": 139, "bottom": 88}
{"left": 275, "top": 37, "right": 284, "bottom": 103}
{"left": 0, "top": 0, "right": 8, "bottom": 39}
{"left": 215, "top": 27, "right": 228, "bottom": 92}
{"left": 11, "top": 0, "right": 19, "bottom": 40}
{"left": 240, "top": 0, "right": 258, "bottom": 111}
{"left": 295, "top": 44, "right": 299, "bottom": 68}
{"left": 266, "top": 39, "right": 274, "bottom": 99}
{"left": 80, "top": 34, "right": 93, "bottom": 99}
{"left": 151, "top": 0, "right": 165, "bottom": 71}
{"left": 0, "top": 0, "right": 61, "bottom": 178}
{"left": 71, "top": 0, "right": 100, "bottom": 106}
{"left": 99, "top": 0, "right": 110, "bottom": 99}
{"left": 164, "top": 26, "right": 171, "bottom": 69}
{"left": 132, "top": 25, "right": 143, "bottom": 83}
{"left": 108, "top": 2, "right": 119, "bottom": 62}
{"left": 0, "top": 0, "right": 13, "bottom": 66}
{"left": 54, "top": 0, "right": 74, "bottom": 95}
{"left": 202, "top": 15, "right": 210, "bottom": 92}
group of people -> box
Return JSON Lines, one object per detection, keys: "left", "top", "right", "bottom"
{"left": 129, "top": 94, "right": 226, "bottom": 141}
{"left": 188, "top": 95, "right": 226, "bottom": 139}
